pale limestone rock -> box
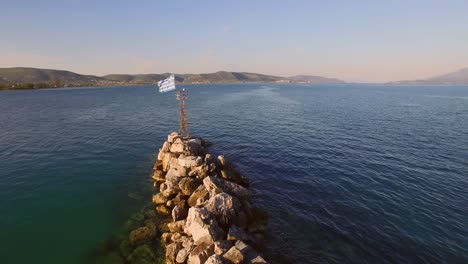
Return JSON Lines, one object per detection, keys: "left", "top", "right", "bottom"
{"left": 184, "top": 207, "right": 224, "bottom": 245}
{"left": 166, "top": 167, "right": 187, "bottom": 178}
{"left": 188, "top": 185, "right": 209, "bottom": 207}
{"left": 168, "top": 220, "right": 186, "bottom": 233}
{"left": 168, "top": 132, "right": 179, "bottom": 143}
{"left": 162, "top": 152, "right": 174, "bottom": 171}
{"left": 187, "top": 242, "right": 215, "bottom": 264}
{"left": 203, "top": 176, "right": 249, "bottom": 199}
{"left": 205, "top": 192, "right": 241, "bottom": 226}
{"left": 179, "top": 156, "right": 203, "bottom": 168}
{"left": 171, "top": 232, "right": 182, "bottom": 242}
{"left": 205, "top": 254, "right": 224, "bottom": 264}
{"left": 250, "top": 256, "right": 268, "bottom": 263}
{"left": 176, "top": 245, "right": 193, "bottom": 263}
{"left": 166, "top": 242, "right": 183, "bottom": 264}
{"left": 157, "top": 149, "right": 167, "bottom": 161}
{"left": 223, "top": 246, "right": 244, "bottom": 264}
{"left": 162, "top": 141, "right": 171, "bottom": 152}
{"left": 171, "top": 138, "right": 185, "bottom": 153}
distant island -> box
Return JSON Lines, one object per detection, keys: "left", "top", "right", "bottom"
{"left": 0, "top": 67, "right": 344, "bottom": 90}
{"left": 388, "top": 67, "right": 468, "bottom": 85}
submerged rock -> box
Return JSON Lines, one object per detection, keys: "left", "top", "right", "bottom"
{"left": 127, "top": 244, "right": 157, "bottom": 264}
{"left": 129, "top": 226, "right": 156, "bottom": 245}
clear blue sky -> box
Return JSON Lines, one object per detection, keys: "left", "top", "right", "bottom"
{"left": 1, "top": 0, "right": 468, "bottom": 82}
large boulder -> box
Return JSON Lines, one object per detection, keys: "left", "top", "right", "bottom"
{"left": 167, "top": 220, "right": 186, "bottom": 233}
{"left": 162, "top": 152, "right": 175, "bottom": 171}
{"left": 164, "top": 168, "right": 184, "bottom": 197}
{"left": 178, "top": 156, "right": 203, "bottom": 168}
{"left": 166, "top": 167, "right": 187, "bottom": 178}
{"left": 203, "top": 176, "right": 249, "bottom": 199}
{"left": 188, "top": 163, "right": 210, "bottom": 178}
{"left": 223, "top": 246, "right": 244, "bottom": 264}
{"left": 188, "top": 185, "right": 209, "bottom": 207}
{"left": 187, "top": 242, "right": 215, "bottom": 264}
{"left": 166, "top": 242, "right": 183, "bottom": 264}
{"left": 186, "top": 138, "right": 202, "bottom": 155}
{"left": 184, "top": 207, "right": 225, "bottom": 245}
{"left": 171, "top": 138, "right": 186, "bottom": 153}
{"left": 176, "top": 245, "right": 194, "bottom": 263}
{"left": 152, "top": 193, "right": 168, "bottom": 205}
{"left": 168, "top": 132, "right": 179, "bottom": 143}
{"left": 172, "top": 204, "right": 188, "bottom": 221}
{"left": 179, "top": 177, "right": 202, "bottom": 196}
{"left": 205, "top": 192, "right": 241, "bottom": 227}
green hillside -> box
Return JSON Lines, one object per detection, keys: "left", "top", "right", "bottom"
{"left": 0, "top": 67, "right": 102, "bottom": 85}
{"left": 0, "top": 67, "right": 348, "bottom": 90}
{"left": 183, "top": 71, "right": 284, "bottom": 83}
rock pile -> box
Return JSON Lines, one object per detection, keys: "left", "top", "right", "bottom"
{"left": 152, "top": 132, "right": 269, "bottom": 264}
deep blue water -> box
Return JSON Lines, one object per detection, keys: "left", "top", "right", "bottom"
{"left": 0, "top": 84, "right": 467, "bottom": 263}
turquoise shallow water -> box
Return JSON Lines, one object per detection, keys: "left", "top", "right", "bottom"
{"left": 0, "top": 84, "right": 467, "bottom": 263}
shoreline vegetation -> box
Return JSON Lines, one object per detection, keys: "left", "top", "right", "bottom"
{"left": 107, "top": 132, "right": 269, "bottom": 264}
{"left": 0, "top": 67, "right": 344, "bottom": 91}
{"left": 1, "top": 66, "right": 468, "bottom": 90}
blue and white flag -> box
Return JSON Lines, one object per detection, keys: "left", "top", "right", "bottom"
{"left": 158, "top": 75, "right": 176, "bottom": 93}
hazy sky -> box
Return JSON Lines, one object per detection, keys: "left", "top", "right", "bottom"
{"left": 1, "top": 0, "right": 468, "bottom": 82}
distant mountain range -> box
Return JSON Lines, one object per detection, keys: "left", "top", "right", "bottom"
{"left": 1, "top": 66, "right": 468, "bottom": 90}
{"left": 390, "top": 67, "right": 468, "bottom": 85}
{"left": 288, "top": 75, "right": 345, "bottom": 84}
{"left": 0, "top": 67, "right": 344, "bottom": 89}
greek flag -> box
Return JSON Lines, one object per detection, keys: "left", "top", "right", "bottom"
{"left": 158, "top": 75, "right": 176, "bottom": 93}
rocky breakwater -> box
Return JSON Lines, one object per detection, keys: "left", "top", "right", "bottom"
{"left": 151, "top": 132, "right": 269, "bottom": 264}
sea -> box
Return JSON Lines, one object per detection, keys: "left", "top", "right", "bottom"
{"left": 0, "top": 84, "right": 467, "bottom": 264}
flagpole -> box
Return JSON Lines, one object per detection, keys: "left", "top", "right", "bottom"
{"left": 174, "top": 75, "right": 189, "bottom": 138}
